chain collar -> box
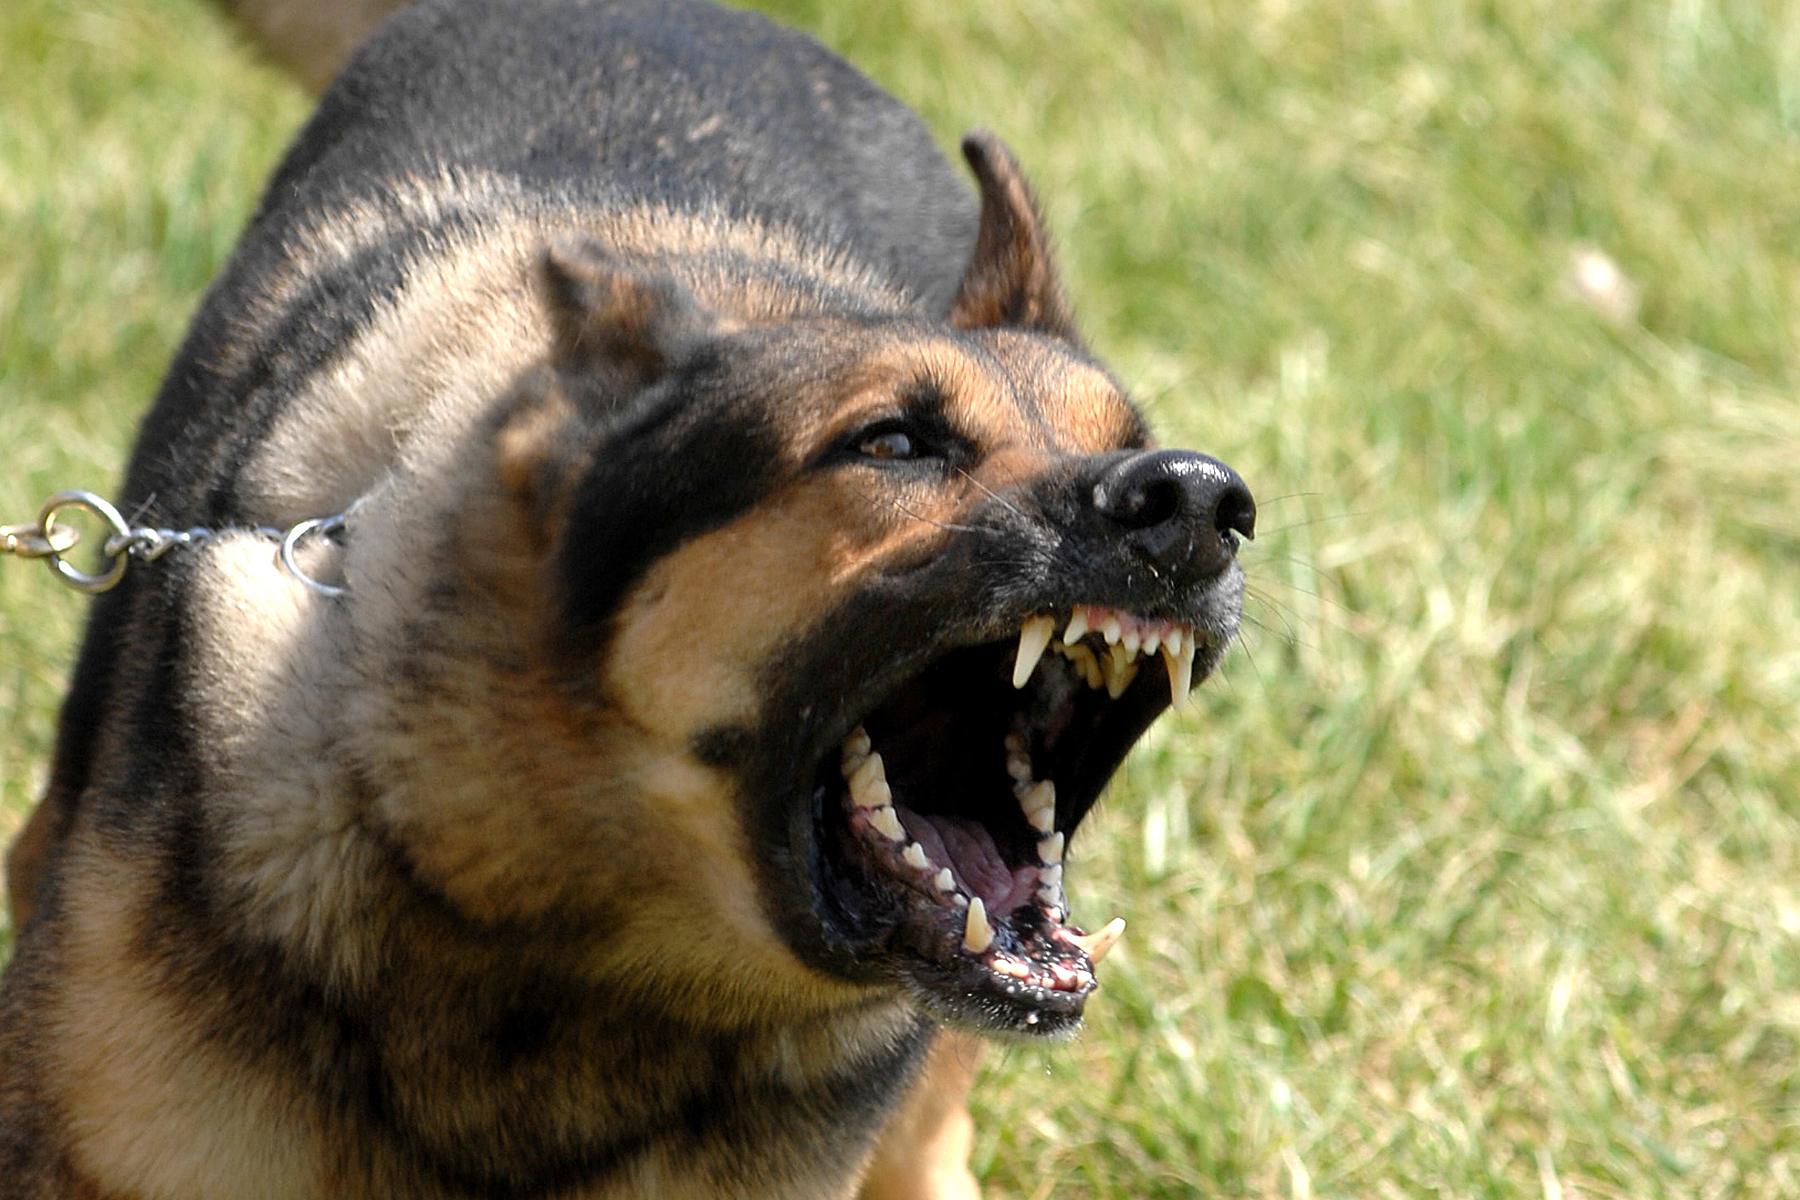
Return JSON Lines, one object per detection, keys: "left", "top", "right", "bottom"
{"left": 0, "top": 490, "right": 346, "bottom": 597}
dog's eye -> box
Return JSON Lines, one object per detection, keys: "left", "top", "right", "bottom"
{"left": 858, "top": 428, "right": 920, "bottom": 461}
{"left": 831, "top": 414, "right": 962, "bottom": 471}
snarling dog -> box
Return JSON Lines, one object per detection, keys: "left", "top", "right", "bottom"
{"left": 0, "top": 0, "right": 1255, "bottom": 1195}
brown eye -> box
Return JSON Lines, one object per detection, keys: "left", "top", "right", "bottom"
{"left": 858, "top": 429, "right": 918, "bottom": 460}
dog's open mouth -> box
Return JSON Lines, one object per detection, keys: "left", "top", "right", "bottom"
{"left": 808, "top": 603, "right": 1221, "bottom": 1035}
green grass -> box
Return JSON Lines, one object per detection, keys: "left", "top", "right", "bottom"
{"left": 5, "top": 0, "right": 1800, "bottom": 1195}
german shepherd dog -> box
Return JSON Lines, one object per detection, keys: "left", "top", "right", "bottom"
{"left": 0, "top": 0, "right": 1255, "bottom": 1195}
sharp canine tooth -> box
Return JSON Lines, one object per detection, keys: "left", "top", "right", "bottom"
{"left": 934, "top": 868, "right": 956, "bottom": 891}
{"left": 903, "top": 842, "right": 931, "bottom": 870}
{"left": 1165, "top": 640, "right": 1196, "bottom": 708}
{"left": 870, "top": 806, "right": 905, "bottom": 841}
{"left": 963, "top": 897, "right": 994, "bottom": 954}
{"left": 1039, "top": 832, "right": 1065, "bottom": 864}
{"left": 1072, "top": 917, "right": 1126, "bottom": 966}
{"left": 1064, "top": 608, "right": 1090, "bottom": 643}
{"left": 1012, "top": 615, "right": 1056, "bottom": 689}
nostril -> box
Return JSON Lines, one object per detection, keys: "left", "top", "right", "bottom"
{"left": 1216, "top": 483, "right": 1256, "bottom": 544}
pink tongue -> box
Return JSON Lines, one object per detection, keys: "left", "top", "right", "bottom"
{"left": 898, "top": 807, "right": 1039, "bottom": 915}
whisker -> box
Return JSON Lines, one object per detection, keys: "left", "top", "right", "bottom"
{"left": 954, "top": 467, "right": 1028, "bottom": 521}
{"left": 1252, "top": 510, "right": 1366, "bottom": 539}
{"left": 886, "top": 498, "right": 990, "bottom": 536}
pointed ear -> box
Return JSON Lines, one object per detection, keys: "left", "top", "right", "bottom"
{"left": 541, "top": 238, "right": 714, "bottom": 386}
{"left": 474, "top": 370, "right": 595, "bottom": 563}
{"left": 948, "top": 130, "right": 1083, "bottom": 346}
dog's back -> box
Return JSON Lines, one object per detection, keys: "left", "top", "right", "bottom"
{"left": 132, "top": 0, "right": 976, "bottom": 523}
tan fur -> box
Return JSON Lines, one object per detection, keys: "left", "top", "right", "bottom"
{"left": 0, "top": 7, "right": 1202, "bottom": 1196}
{"left": 857, "top": 1034, "right": 985, "bottom": 1200}
{"left": 49, "top": 841, "right": 327, "bottom": 1198}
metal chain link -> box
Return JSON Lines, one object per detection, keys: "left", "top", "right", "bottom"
{"left": 0, "top": 490, "right": 347, "bottom": 597}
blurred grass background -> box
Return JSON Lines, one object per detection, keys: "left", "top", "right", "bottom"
{"left": 4, "top": 0, "right": 1799, "bottom": 1195}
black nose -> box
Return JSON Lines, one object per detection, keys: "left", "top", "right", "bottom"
{"left": 1091, "top": 449, "right": 1256, "bottom": 582}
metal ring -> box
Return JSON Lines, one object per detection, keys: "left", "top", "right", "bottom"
{"left": 38, "top": 490, "right": 131, "bottom": 594}
{"left": 1, "top": 521, "right": 79, "bottom": 559}
{"left": 279, "top": 514, "right": 348, "bottom": 598}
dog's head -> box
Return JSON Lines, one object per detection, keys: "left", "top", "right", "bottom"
{"left": 378, "top": 134, "right": 1252, "bottom": 1036}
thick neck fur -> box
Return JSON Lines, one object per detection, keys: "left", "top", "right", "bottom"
{"left": 6, "top": 204, "right": 935, "bottom": 1198}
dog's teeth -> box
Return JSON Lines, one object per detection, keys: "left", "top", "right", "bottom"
{"left": 1064, "top": 608, "right": 1090, "bottom": 643}
{"left": 1163, "top": 627, "right": 1183, "bottom": 658}
{"left": 850, "top": 753, "right": 891, "bottom": 808}
{"left": 1012, "top": 614, "right": 1056, "bottom": 689}
{"left": 1122, "top": 626, "right": 1140, "bottom": 655}
{"left": 1102, "top": 615, "right": 1122, "bottom": 645}
{"left": 1065, "top": 643, "right": 1103, "bottom": 690}
{"left": 933, "top": 868, "right": 956, "bottom": 892}
{"left": 1021, "top": 780, "right": 1055, "bottom": 834}
{"left": 903, "top": 842, "right": 931, "bottom": 871}
{"left": 1039, "top": 864, "right": 1062, "bottom": 889}
{"left": 992, "top": 956, "right": 1030, "bottom": 979}
{"left": 1103, "top": 644, "right": 1136, "bottom": 699}
{"left": 869, "top": 806, "right": 905, "bottom": 842}
{"left": 1039, "top": 831, "right": 1065, "bottom": 865}
{"left": 1165, "top": 640, "right": 1196, "bottom": 709}
{"left": 840, "top": 726, "right": 872, "bottom": 776}
{"left": 963, "top": 897, "right": 994, "bottom": 955}
{"left": 1006, "top": 747, "right": 1032, "bottom": 782}
{"left": 1141, "top": 629, "right": 1161, "bottom": 656}
{"left": 850, "top": 751, "right": 884, "bottom": 794}
{"left": 1070, "top": 917, "right": 1126, "bottom": 966}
